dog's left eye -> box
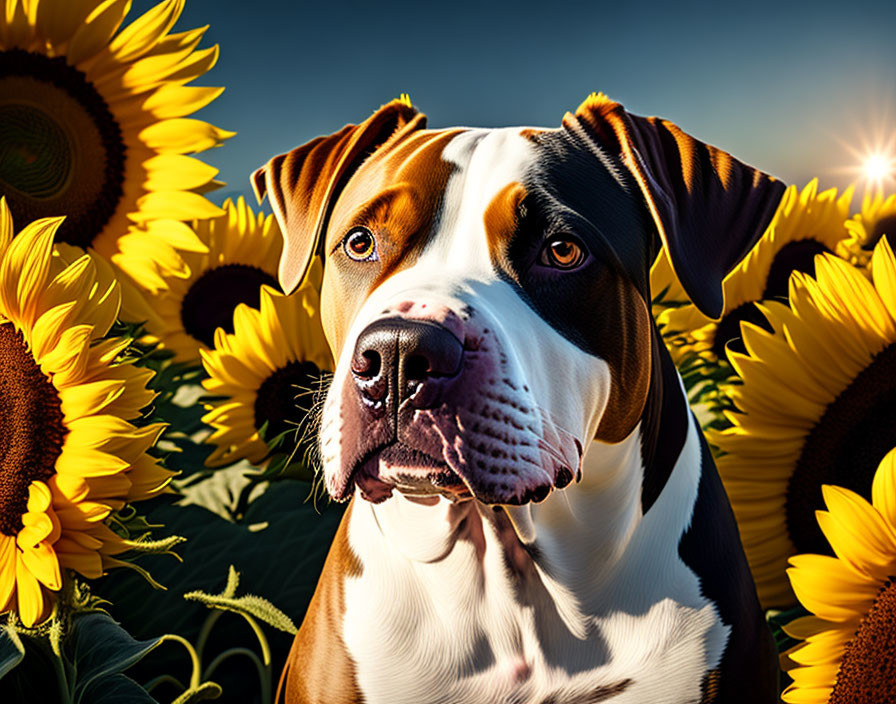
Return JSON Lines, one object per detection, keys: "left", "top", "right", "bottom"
{"left": 540, "top": 237, "right": 587, "bottom": 270}
{"left": 343, "top": 227, "right": 378, "bottom": 262}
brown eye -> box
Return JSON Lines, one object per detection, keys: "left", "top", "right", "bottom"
{"left": 343, "top": 227, "right": 378, "bottom": 261}
{"left": 541, "top": 237, "right": 586, "bottom": 269}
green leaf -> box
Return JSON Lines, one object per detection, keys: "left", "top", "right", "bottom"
{"left": 175, "top": 463, "right": 264, "bottom": 522}
{"left": 0, "top": 624, "right": 25, "bottom": 679}
{"left": 67, "top": 613, "right": 164, "bottom": 703}
{"left": 78, "top": 673, "right": 159, "bottom": 704}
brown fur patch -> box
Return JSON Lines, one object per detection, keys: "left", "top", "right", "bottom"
{"left": 278, "top": 500, "right": 364, "bottom": 704}
{"left": 254, "top": 100, "right": 423, "bottom": 295}
{"left": 539, "top": 678, "right": 633, "bottom": 703}
{"left": 321, "top": 129, "right": 461, "bottom": 353}
{"left": 483, "top": 181, "right": 527, "bottom": 271}
{"left": 700, "top": 669, "right": 720, "bottom": 703}
{"left": 593, "top": 280, "right": 652, "bottom": 443}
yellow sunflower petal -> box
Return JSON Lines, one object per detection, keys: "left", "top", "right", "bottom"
{"left": 0, "top": 197, "right": 13, "bottom": 252}
{"left": 0, "top": 535, "right": 17, "bottom": 609}
{"left": 15, "top": 555, "right": 47, "bottom": 627}
{"left": 131, "top": 189, "right": 224, "bottom": 222}
{"left": 142, "top": 83, "right": 224, "bottom": 119}
{"left": 65, "top": 0, "right": 130, "bottom": 65}
{"left": 59, "top": 379, "right": 126, "bottom": 418}
{"left": 18, "top": 541, "right": 61, "bottom": 591}
{"left": 872, "top": 447, "right": 896, "bottom": 534}
{"left": 142, "top": 154, "right": 219, "bottom": 192}
{"left": 139, "top": 118, "right": 235, "bottom": 153}
{"left": 0, "top": 216, "right": 62, "bottom": 328}
{"left": 35, "top": 0, "right": 94, "bottom": 44}
{"left": 871, "top": 236, "right": 896, "bottom": 320}
{"left": 108, "top": 0, "right": 183, "bottom": 63}
{"left": 788, "top": 554, "right": 880, "bottom": 622}
{"left": 816, "top": 484, "right": 896, "bottom": 579}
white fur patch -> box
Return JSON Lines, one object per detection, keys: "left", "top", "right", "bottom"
{"left": 342, "top": 414, "right": 725, "bottom": 703}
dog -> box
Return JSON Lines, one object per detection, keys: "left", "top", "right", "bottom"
{"left": 252, "top": 93, "right": 786, "bottom": 704}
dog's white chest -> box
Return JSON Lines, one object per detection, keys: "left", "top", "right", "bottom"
{"left": 341, "top": 425, "right": 727, "bottom": 704}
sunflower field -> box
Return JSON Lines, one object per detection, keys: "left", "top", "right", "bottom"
{"left": 0, "top": 1, "right": 895, "bottom": 703}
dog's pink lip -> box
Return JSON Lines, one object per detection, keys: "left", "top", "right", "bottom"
{"left": 332, "top": 417, "right": 586, "bottom": 506}
{"left": 336, "top": 442, "right": 474, "bottom": 504}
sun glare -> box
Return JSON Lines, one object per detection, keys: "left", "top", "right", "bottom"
{"left": 864, "top": 152, "right": 895, "bottom": 189}
{"left": 827, "top": 96, "right": 896, "bottom": 195}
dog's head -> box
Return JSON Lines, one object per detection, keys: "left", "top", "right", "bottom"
{"left": 253, "top": 93, "right": 784, "bottom": 512}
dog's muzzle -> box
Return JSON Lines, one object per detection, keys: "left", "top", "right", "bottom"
{"left": 322, "top": 306, "right": 583, "bottom": 507}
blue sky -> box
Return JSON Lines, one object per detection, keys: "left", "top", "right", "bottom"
{"left": 136, "top": 0, "right": 896, "bottom": 203}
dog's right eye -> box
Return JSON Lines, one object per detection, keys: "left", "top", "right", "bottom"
{"left": 343, "top": 227, "right": 378, "bottom": 262}
{"left": 539, "top": 236, "right": 587, "bottom": 270}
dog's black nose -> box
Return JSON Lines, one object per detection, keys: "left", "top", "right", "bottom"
{"left": 351, "top": 317, "right": 463, "bottom": 410}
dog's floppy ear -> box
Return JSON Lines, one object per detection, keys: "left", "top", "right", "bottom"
{"left": 252, "top": 97, "right": 425, "bottom": 294}
{"left": 568, "top": 93, "right": 785, "bottom": 319}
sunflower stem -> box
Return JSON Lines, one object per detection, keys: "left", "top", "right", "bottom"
{"left": 50, "top": 643, "right": 72, "bottom": 704}
{"left": 241, "top": 613, "right": 272, "bottom": 668}
{"left": 240, "top": 613, "right": 273, "bottom": 704}
{"left": 160, "top": 634, "right": 202, "bottom": 691}
{"left": 142, "top": 673, "right": 186, "bottom": 694}
{"left": 195, "top": 609, "right": 223, "bottom": 665}
{"left": 202, "top": 647, "right": 270, "bottom": 704}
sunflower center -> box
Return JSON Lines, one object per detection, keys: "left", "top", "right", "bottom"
{"left": 711, "top": 239, "right": 832, "bottom": 359}
{"left": 711, "top": 302, "right": 771, "bottom": 359}
{"left": 0, "top": 49, "right": 125, "bottom": 248}
{"left": 254, "top": 360, "right": 322, "bottom": 444}
{"left": 829, "top": 577, "right": 896, "bottom": 703}
{"left": 862, "top": 215, "right": 896, "bottom": 252}
{"left": 786, "top": 342, "right": 896, "bottom": 555}
{"left": 761, "top": 239, "right": 832, "bottom": 299}
{"left": 180, "top": 264, "right": 279, "bottom": 349}
{"left": 0, "top": 323, "right": 66, "bottom": 536}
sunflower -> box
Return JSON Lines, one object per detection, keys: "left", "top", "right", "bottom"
{"left": 200, "top": 264, "right": 332, "bottom": 468}
{"left": 116, "top": 197, "right": 284, "bottom": 364}
{"left": 781, "top": 448, "right": 896, "bottom": 703}
{"left": 649, "top": 247, "right": 689, "bottom": 316}
{"left": 711, "top": 237, "right": 896, "bottom": 608}
{"left": 659, "top": 180, "right": 853, "bottom": 366}
{"left": 836, "top": 191, "right": 896, "bottom": 272}
{"left": 0, "top": 0, "right": 231, "bottom": 262}
{"left": 0, "top": 199, "right": 172, "bottom": 627}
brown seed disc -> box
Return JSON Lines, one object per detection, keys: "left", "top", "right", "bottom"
{"left": 711, "top": 239, "right": 831, "bottom": 359}
{"left": 254, "top": 360, "right": 323, "bottom": 447}
{"left": 711, "top": 300, "right": 771, "bottom": 359}
{"left": 761, "top": 238, "right": 832, "bottom": 299}
{"left": 863, "top": 215, "right": 896, "bottom": 252}
{"left": 787, "top": 343, "right": 896, "bottom": 555}
{"left": 179, "top": 264, "right": 278, "bottom": 349}
{"left": 0, "top": 49, "right": 125, "bottom": 248}
{"left": 829, "top": 577, "right": 896, "bottom": 703}
{"left": 0, "top": 323, "right": 67, "bottom": 536}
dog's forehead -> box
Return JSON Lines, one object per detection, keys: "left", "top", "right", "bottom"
{"left": 423, "top": 127, "right": 540, "bottom": 266}
{"left": 325, "top": 125, "right": 542, "bottom": 256}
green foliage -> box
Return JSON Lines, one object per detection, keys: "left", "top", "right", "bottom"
{"left": 0, "top": 625, "right": 24, "bottom": 679}
{"left": 96, "top": 475, "right": 341, "bottom": 647}
{"left": 93, "top": 473, "right": 342, "bottom": 703}
{"left": 185, "top": 566, "right": 297, "bottom": 636}
{"left": 67, "top": 613, "right": 168, "bottom": 703}
{"left": 0, "top": 611, "right": 220, "bottom": 704}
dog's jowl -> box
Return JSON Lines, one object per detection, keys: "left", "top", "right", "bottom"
{"left": 254, "top": 93, "right": 786, "bottom": 704}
